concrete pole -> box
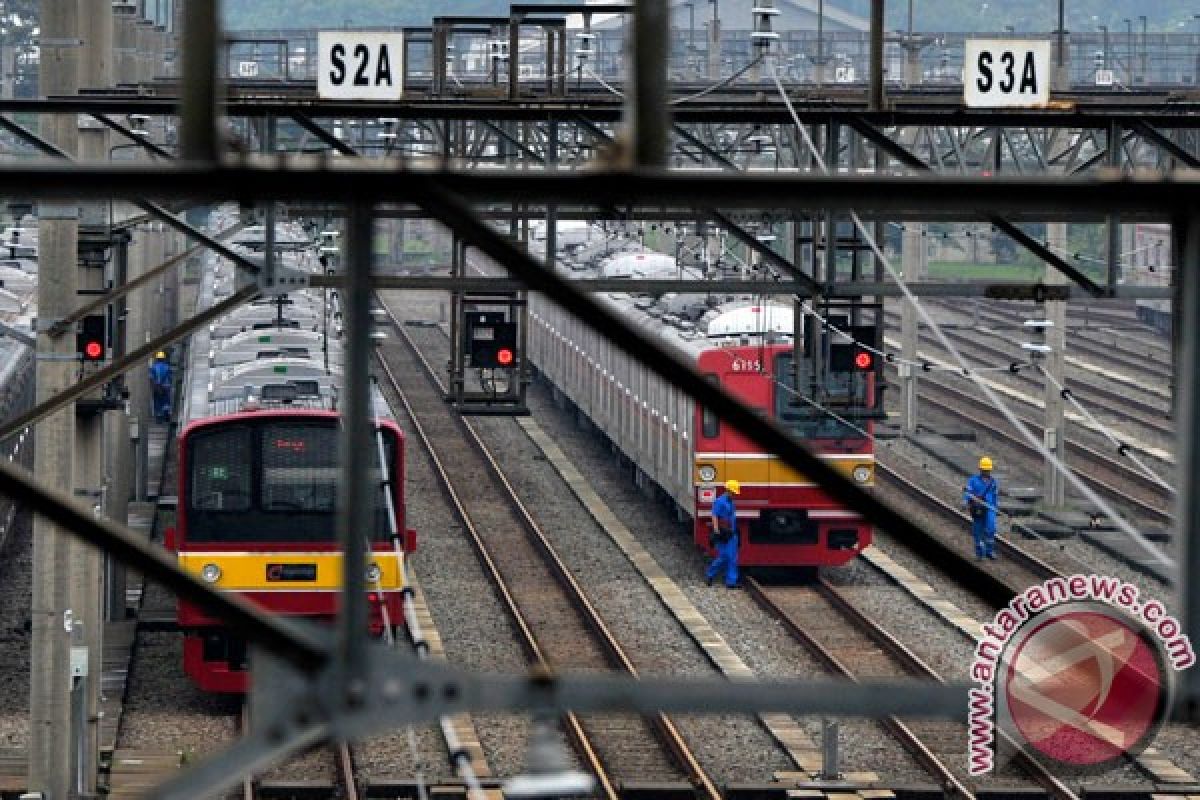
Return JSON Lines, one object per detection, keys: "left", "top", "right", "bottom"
{"left": 73, "top": 2, "right": 113, "bottom": 787}
{"left": 1044, "top": 222, "right": 1068, "bottom": 507}
{"left": 900, "top": 223, "right": 925, "bottom": 434}
{"left": 31, "top": 0, "right": 81, "bottom": 796}
{"left": 113, "top": 4, "right": 139, "bottom": 86}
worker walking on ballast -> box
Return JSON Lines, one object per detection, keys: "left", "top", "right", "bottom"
{"left": 964, "top": 457, "right": 999, "bottom": 560}
{"left": 149, "top": 351, "right": 173, "bottom": 424}
{"left": 706, "top": 479, "right": 741, "bottom": 588}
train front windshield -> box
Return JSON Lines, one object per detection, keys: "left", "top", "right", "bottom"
{"left": 185, "top": 421, "right": 397, "bottom": 543}
{"left": 773, "top": 353, "right": 869, "bottom": 441}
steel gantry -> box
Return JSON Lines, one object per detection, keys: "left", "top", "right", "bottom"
{"left": 4, "top": 0, "right": 1200, "bottom": 797}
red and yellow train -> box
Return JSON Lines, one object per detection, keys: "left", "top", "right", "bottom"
{"left": 529, "top": 295, "right": 875, "bottom": 575}
{"left": 169, "top": 408, "right": 413, "bottom": 693}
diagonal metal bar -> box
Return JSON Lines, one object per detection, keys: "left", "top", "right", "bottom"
{"left": 0, "top": 456, "right": 326, "bottom": 669}
{"left": 484, "top": 119, "right": 546, "bottom": 164}
{"left": 673, "top": 124, "right": 736, "bottom": 169}
{"left": 411, "top": 182, "right": 960, "bottom": 563}
{"left": 90, "top": 113, "right": 174, "bottom": 159}
{"left": 49, "top": 222, "right": 246, "bottom": 336}
{"left": 0, "top": 320, "right": 35, "bottom": 347}
{"left": 291, "top": 112, "right": 358, "bottom": 156}
{"left": 0, "top": 114, "right": 260, "bottom": 274}
{"left": 846, "top": 116, "right": 1106, "bottom": 296}
{"left": 578, "top": 118, "right": 821, "bottom": 291}
{"left": 670, "top": 126, "right": 821, "bottom": 292}
{"left": 0, "top": 286, "right": 260, "bottom": 441}
{"left": 1067, "top": 130, "right": 1136, "bottom": 175}
{"left": 1133, "top": 121, "right": 1200, "bottom": 169}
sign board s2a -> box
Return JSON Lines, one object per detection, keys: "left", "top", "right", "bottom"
{"left": 963, "top": 39, "right": 1051, "bottom": 108}
{"left": 318, "top": 31, "right": 404, "bottom": 100}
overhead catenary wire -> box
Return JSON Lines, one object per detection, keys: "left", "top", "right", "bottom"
{"left": 1036, "top": 364, "right": 1175, "bottom": 495}
{"left": 766, "top": 57, "right": 1174, "bottom": 573}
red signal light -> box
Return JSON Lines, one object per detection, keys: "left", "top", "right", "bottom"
{"left": 853, "top": 350, "right": 873, "bottom": 370}
{"left": 496, "top": 347, "right": 514, "bottom": 366}
{"left": 83, "top": 340, "right": 103, "bottom": 360}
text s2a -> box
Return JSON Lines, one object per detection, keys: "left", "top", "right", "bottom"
{"left": 318, "top": 31, "right": 404, "bottom": 101}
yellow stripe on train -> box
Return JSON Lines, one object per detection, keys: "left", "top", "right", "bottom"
{"left": 693, "top": 454, "right": 874, "bottom": 486}
{"left": 177, "top": 552, "right": 404, "bottom": 591}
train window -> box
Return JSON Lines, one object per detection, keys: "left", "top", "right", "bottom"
{"left": 701, "top": 374, "right": 720, "bottom": 438}
{"left": 774, "top": 353, "right": 864, "bottom": 440}
{"left": 190, "top": 427, "right": 253, "bottom": 512}
{"left": 261, "top": 425, "right": 339, "bottom": 512}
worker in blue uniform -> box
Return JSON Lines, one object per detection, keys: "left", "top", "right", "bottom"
{"left": 149, "top": 351, "right": 172, "bottom": 424}
{"left": 964, "top": 456, "right": 999, "bottom": 560}
{"left": 706, "top": 479, "right": 741, "bottom": 588}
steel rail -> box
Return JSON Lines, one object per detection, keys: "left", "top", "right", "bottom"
{"left": 743, "top": 579, "right": 974, "bottom": 799}
{"left": 376, "top": 299, "right": 722, "bottom": 800}
{"left": 372, "top": 336, "right": 620, "bottom": 800}
{"left": 881, "top": 310, "right": 1173, "bottom": 435}
{"left": 964, "top": 304, "right": 1173, "bottom": 379}
{"left": 240, "top": 706, "right": 255, "bottom": 800}
{"left": 751, "top": 578, "right": 1081, "bottom": 800}
{"left": 875, "top": 461, "right": 1062, "bottom": 594}
{"left": 904, "top": 374, "right": 1172, "bottom": 525}
{"left": 335, "top": 742, "right": 360, "bottom": 800}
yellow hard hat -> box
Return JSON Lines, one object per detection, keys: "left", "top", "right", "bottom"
{"left": 979, "top": 457, "right": 993, "bottom": 471}
{"left": 724, "top": 479, "right": 741, "bottom": 494}
{"left": 155, "top": 351, "right": 167, "bottom": 359}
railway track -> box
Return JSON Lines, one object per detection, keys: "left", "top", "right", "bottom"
{"left": 746, "top": 578, "right": 1079, "bottom": 800}
{"left": 891, "top": 371, "right": 1172, "bottom": 526}
{"left": 940, "top": 302, "right": 1172, "bottom": 384}
{"left": 374, "top": 296, "right": 720, "bottom": 799}
{"left": 871, "top": 460, "right": 1194, "bottom": 789}
{"left": 881, "top": 310, "right": 1173, "bottom": 437}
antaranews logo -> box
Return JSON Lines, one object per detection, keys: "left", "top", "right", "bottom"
{"left": 967, "top": 574, "right": 1194, "bottom": 776}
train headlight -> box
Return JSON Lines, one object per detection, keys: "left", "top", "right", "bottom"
{"left": 365, "top": 563, "right": 382, "bottom": 583}
{"left": 852, "top": 465, "right": 872, "bottom": 484}
{"left": 201, "top": 563, "right": 222, "bottom": 583}
{"left": 698, "top": 465, "right": 717, "bottom": 482}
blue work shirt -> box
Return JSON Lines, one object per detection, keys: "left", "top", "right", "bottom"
{"left": 149, "top": 360, "right": 171, "bottom": 388}
{"left": 963, "top": 473, "right": 999, "bottom": 532}
{"left": 712, "top": 492, "right": 736, "bottom": 531}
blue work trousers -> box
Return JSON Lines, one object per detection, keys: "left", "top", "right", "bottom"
{"left": 971, "top": 517, "right": 996, "bottom": 558}
{"left": 706, "top": 533, "right": 740, "bottom": 587}
{"left": 152, "top": 385, "right": 171, "bottom": 422}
